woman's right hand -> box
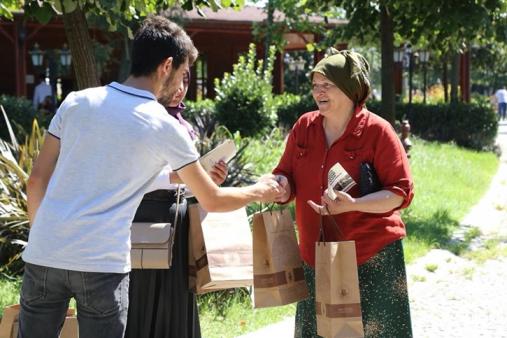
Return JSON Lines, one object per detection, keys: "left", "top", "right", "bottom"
{"left": 274, "top": 175, "right": 291, "bottom": 203}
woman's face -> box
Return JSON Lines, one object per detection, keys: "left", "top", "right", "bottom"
{"left": 311, "top": 72, "right": 353, "bottom": 117}
{"left": 168, "top": 71, "right": 189, "bottom": 107}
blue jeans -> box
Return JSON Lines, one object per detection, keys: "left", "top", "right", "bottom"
{"left": 499, "top": 102, "right": 506, "bottom": 120}
{"left": 18, "top": 263, "right": 129, "bottom": 338}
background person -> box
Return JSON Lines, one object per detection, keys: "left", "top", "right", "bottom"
{"left": 19, "top": 15, "right": 283, "bottom": 338}
{"left": 271, "top": 49, "right": 414, "bottom": 338}
{"left": 32, "top": 73, "right": 53, "bottom": 112}
{"left": 125, "top": 71, "right": 226, "bottom": 338}
{"left": 494, "top": 85, "right": 507, "bottom": 120}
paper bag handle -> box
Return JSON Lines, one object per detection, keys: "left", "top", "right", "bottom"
{"left": 318, "top": 214, "right": 343, "bottom": 242}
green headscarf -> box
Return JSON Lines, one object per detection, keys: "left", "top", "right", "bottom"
{"left": 310, "top": 48, "right": 371, "bottom": 106}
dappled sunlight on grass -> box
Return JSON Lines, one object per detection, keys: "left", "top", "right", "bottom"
{"left": 402, "top": 138, "right": 499, "bottom": 262}
{"left": 198, "top": 288, "right": 296, "bottom": 338}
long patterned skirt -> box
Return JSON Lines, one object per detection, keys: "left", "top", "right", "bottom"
{"left": 295, "top": 240, "right": 412, "bottom": 338}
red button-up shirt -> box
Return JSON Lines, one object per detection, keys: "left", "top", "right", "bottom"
{"left": 273, "top": 108, "right": 414, "bottom": 266}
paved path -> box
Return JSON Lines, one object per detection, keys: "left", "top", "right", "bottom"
{"left": 237, "top": 121, "right": 507, "bottom": 338}
{"left": 409, "top": 120, "right": 507, "bottom": 338}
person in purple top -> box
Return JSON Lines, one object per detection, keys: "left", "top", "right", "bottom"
{"left": 125, "top": 70, "right": 227, "bottom": 338}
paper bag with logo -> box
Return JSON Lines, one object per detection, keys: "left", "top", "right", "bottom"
{"left": 0, "top": 304, "right": 78, "bottom": 338}
{"left": 188, "top": 204, "right": 253, "bottom": 294}
{"left": 315, "top": 240, "right": 364, "bottom": 338}
{"left": 252, "top": 208, "right": 309, "bottom": 308}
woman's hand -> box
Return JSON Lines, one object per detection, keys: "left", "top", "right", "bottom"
{"left": 209, "top": 160, "right": 228, "bottom": 185}
{"left": 307, "top": 189, "right": 356, "bottom": 215}
{"left": 274, "top": 175, "right": 291, "bottom": 203}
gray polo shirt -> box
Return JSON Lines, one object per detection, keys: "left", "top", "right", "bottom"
{"left": 22, "top": 82, "right": 198, "bottom": 273}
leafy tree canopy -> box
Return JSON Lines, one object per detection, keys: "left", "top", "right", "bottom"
{"left": 1, "top": 0, "right": 246, "bottom": 30}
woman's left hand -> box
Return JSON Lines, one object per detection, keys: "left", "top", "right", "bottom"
{"left": 209, "top": 160, "right": 228, "bottom": 185}
{"left": 307, "top": 189, "right": 357, "bottom": 215}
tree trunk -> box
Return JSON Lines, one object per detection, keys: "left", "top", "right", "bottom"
{"left": 380, "top": 4, "right": 395, "bottom": 125}
{"left": 263, "top": 0, "right": 274, "bottom": 71}
{"left": 62, "top": 4, "right": 100, "bottom": 89}
{"left": 442, "top": 55, "right": 448, "bottom": 103}
{"left": 450, "top": 52, "right": 460, "bottom": 103}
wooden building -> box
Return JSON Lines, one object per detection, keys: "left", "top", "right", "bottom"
{"left": 0, "top": 7, "right": 471, "bottom": 103}
{"left": 0, "top": 6, "right": 343, "bottom": 102}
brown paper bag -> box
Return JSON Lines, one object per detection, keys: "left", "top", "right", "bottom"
{"left": 188, "top": 204, "right": 253, "bottom": 294}
{"left": 315, "top": 241, "right": 364, "bottom": 338}
{"left": 252, "top": 209, "right": 309, "bottom": 308}
{"left": 0, "top": 304, "right": 78, "bottom": 338}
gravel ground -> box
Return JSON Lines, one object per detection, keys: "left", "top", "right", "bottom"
{"left": 408, "top": 250, "right": 507, "bottom": 338}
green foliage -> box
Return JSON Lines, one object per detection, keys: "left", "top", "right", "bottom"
{"left": 186, "top": 101, "right": 257, "bottom": 187}
{"left": 1, "top": 0, "right": 247, "bottom": 35}
{"left": 0, "top": 95, "right": 49, "bottom": 142}
{"left": 185, "top": 99, "right": 217, "bottom": 139}
{"left": 367, "top": 100, "right": 498, "bottom": 151}
{"left": 0, "top": 120, "right": 44, "bottom": 275}
{"left": 0, "top": 0, "right": 21, "bottom": 19}
{"left": 425, "top": 263, "right": 438, "bottom": 273}
{"left": 214, "top": 44, "right": 277, "bottom": 137}
{"left": 198, "top": 288, "right": 296, "bottom": 338}
{"left": 0, "top": 276, "right": 21, "bottom": 318}
{"left": 464, "top": 239, "right": 507, "bottom": 263}
{"left": 273, "top": 92, "right": 317, "bottom": 128}
{"left": 471, "top": 42, "right": 507, "bottom": 92}
{"left": 194, "top": 126, "right": 256, "bottom": 187}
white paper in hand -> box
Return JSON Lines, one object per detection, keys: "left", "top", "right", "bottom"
{"left": 199, "top": 139, "right": 237, "bottom": 173}
{"left": 327, "top": 162, "right": 356, "bottom": 199}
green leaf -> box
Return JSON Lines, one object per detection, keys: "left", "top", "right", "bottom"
{"left": 51, "top": 0, "right": 63, "bottom": 14}
{"left": 0, "top": 3, "right": 14, "bottom": 20}
{"left": 127, "top": 26, "right": 134, "bottom": 40}
{"left": 62, "top": 0, "right": 77, "bottom": 13}
{"left": 30, "top": 2, "right": 55, "bottom": 24}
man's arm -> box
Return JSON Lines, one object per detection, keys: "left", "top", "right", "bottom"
{"left": 177, "top": 161, "right": 283, "bottom": 212}
{"left": 27, "top": 134, "right": 60, "bottom": 225}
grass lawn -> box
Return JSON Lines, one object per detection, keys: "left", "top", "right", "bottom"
{"left": 198, "top": 290, "right": 296, "bottom": 337}
{"left": 0, "top": 137, "right": 500, "bottom": 336}
{"left": 401, "top": 138, "right": 499, "bottom": 263}
{"left": 0, "top": 276, "right": 20, "bottom": 318}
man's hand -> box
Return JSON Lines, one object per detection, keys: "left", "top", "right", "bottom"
{"left": 255, "top": 174, "right": 287, "bottom": 203}
{"left": 209, "top": 160, "right": 228, "bottom": 185}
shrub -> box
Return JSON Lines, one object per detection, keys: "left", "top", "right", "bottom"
{"left": 366, "top": 100, "right": 498, "bottom": 151}
{"left": 185, "top": 99, "right": 217, "bottom": 139}
{"left": 184, "top": 100, "right": 256, "bottom": 186}
{"left": 274, "top": 92, "right": 317, "bottom": 128}
{"left": 194, "top": 126, "right": 256, "bottom": 187}
{"left": 0, "top": 95, "right": 50, "bottom": 142}
{"left": 214, "top": 44, "right": 277, "bottom": 137}
{"left": 0, "top": 120, "right": 44, "bottom": 275}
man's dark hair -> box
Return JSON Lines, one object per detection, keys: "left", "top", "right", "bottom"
{"left": 130, "top": 15, "right": 198, "bottom": 77}
{"left": 39, "top": 73, "right": 46, "bottom": 81}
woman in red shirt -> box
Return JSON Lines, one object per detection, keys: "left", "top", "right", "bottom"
{"left": 273, "top": 49, "right": 414, "bottom": 337}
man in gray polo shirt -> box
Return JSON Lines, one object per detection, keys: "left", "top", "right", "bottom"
{"left": 19, "top": 15, "right": 284, "bottom": 338}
